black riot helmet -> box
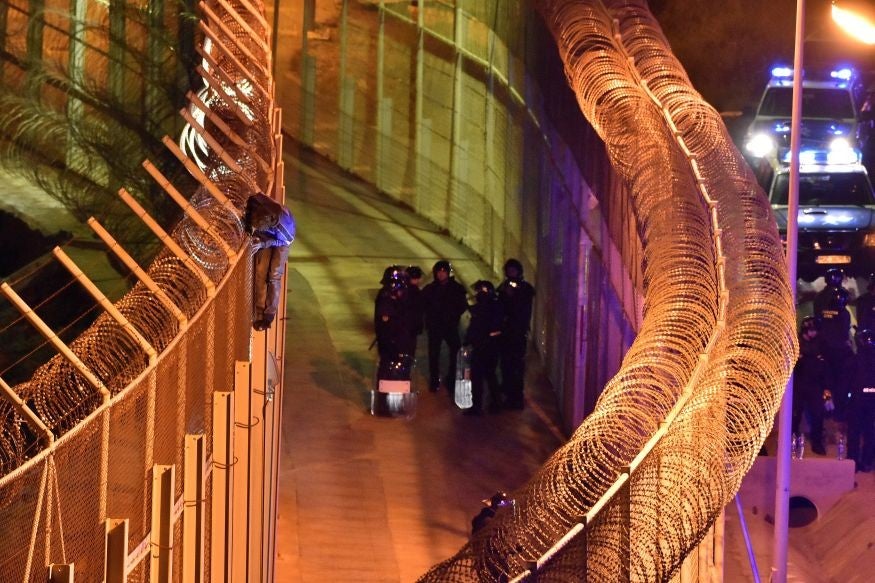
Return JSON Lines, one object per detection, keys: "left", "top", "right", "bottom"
{"left": 381, "top": 265, "right": 408, "bottom": 287}
{"left": 504, "top": 258, "right": 524, "bottom": 281}
{"left": 433, "top": 260, "right": 452, "bottom": 276}
{"left": 472, "top": 280, "right": 495, "bottom": 301}
{"left": 824, "top": 268, "right": 844, "bottom": 288}
{"left": 857, "top": 328, "right": 875, "bottom": 350}
{"left": 800, "top": 315, "right": 818, "bottom": 336}
{"left": 406, "top": 265, "right": 424, "bottom": 280}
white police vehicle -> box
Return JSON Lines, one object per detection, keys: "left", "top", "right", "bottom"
{"left": 745, "top": 66, "right": 870, "bottom": 166}
{"left": 768, "top": 163, "right": 875, "bottom": 281}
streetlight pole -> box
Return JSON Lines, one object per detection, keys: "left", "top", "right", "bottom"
{"left": 772, "top": 0, "right": 804, "bottom": 580}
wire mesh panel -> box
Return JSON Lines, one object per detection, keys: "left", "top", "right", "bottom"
{"left": 0, "top": 0, "right": 280, "bottom": 580}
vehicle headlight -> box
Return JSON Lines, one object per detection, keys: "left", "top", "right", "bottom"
{"left": 864, "top": 232, "right": 875, "bottom": 247}
{"left": 745, "top": 133, "right": 776, "bottom": 158}
{"left": 827, "top": 137, "right": 860, "bottom": 165}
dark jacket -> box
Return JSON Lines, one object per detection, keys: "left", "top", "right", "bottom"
{"left": 497, "top": 279, "right": 535, "bottom": 338}
{"left": 794, "top": 336, "right": 829, "bottom": 404}
{"left": 813, "top": 289, "right": 851, "bottom": 349}
{"left": 421, "top": 278, "right": 468, "bottom": 332}
{"left": 407, "top": 285, "right": 425, "bottom": 335}
{"left": 374, "top": 289, "right": 417, "bottom": 357}
{"left": 857, "top": 292, "right": 875, "bottom": 333}
{"left": 846, "top": 346, "right": 875, "bottom": 402}
{"left": 465, "top": 297, "right": 504, "bottom": 347}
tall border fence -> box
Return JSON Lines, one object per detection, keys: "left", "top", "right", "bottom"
{"left": 0, "top": 1, "right": 286, "bottom": 581}
{"left": 284, "top": 0, "right": 643, "bottom": 431}
{"left": 286, "top": 1, "right": 798, "bottom": 581}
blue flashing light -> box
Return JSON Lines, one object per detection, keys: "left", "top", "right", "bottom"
{"left": 831, "top": 68, "right": 853, "bottom": 81}
{"left": 772, "top": 66, "right": 793, "bottom": 78}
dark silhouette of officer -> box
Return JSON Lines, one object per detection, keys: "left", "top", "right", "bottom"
{"left": 374, "top": 266, "right": 417, "bottom": 380}
{"left": 846, "top": 328, "right": 875, "bottom": 472}
{"left": 793, "top": 317, "right": 828, "bottom": 455}
{"left": 244, "top": 193, "right": 295, "bottom": 330}
{"left": 463, "top": 280, "right": 504, "bottom": 416}
{"left": 421, "top": 260, "right": 468, "bottom": 392}
{"left": 855, "top": 274, "right": 875, "bottom": 332}
{"left": 497, "top": 259, "right": 535, "bottom": 410}
{"left": 813, "top": 268, "right": 853, "bottom": 416}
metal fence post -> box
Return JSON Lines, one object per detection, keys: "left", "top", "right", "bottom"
{"left": 232, "top": 361, "right": 252, "bottom": 583}
{"left": 525, "top": 560, "right": 538, "bottom": 582}
{"left": 376, "top": 0, "right": 386, "bottom": 191}
{"left": 211, "top": 392, "right": 235, "bottom": 583}
{"left": 414, "top": 0, "right": 425, "bottom": 214}
{"left": 105, "top": 518, "right": 129, "bottom": 583}
{"left": 337, "top": 0, "right": 352, "bottom": 170}
{"left": 151, "top": 464, "right": 176, "bottom": 583}
{"left": 183, "top": 434, "right": 206, "bottom": 583}
{"left": 246, "top": 357, "right": 267, "bottom": 583}
{"left": 619, "top": 467, "right": 631, "bottom": 582}
{"left": 48, "top": 563, "right": 74, "bottom": 582}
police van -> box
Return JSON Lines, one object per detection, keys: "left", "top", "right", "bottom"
{"left": 745, "top": 66, "right": 871, "bottom": 166}
{"left": 768, "top": 162, "right": 875, "bottom": 281}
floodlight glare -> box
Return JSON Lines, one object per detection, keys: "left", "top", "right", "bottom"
{"left": 832, "top": 2, "right": 875, "bottom": 45}
{"left": 745, "top": 133, "right": 776, "bottom": 158}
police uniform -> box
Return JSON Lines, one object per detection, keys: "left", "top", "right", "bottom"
{"left": 856, "top": 277, "right": 875, "bottom": 332}
{"left": 846, "top": 334, "right": 875, "bottom": 472}
{"left": 374, "top": 268, "right": 417, "bottom": 380}
{"left": 421, "top": 261, "right": 468, "bottom": 392}
{"left": 464, "top": 281, "right": 504, "bottom": 415}
{"left": 497, "top": 259, "right": 535, "bottom": 410}
{"left": 814, "top": 285, "right": 853, "bottom": 416}
{"left": 793, "top": 329, "right": 828, "bottom": 455}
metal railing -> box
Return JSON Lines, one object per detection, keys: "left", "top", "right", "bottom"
{"left": 0, "top": 0, "right": 286, "bottom": 581}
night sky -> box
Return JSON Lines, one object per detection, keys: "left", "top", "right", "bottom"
{"left": 649, "top": 0, "right": 873, "bottom": 111}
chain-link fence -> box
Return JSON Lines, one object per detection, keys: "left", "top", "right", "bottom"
{"left": 0, "top": 0, "right": 284, "bottom": 580}
{"left": 284, "top": 0, "right": 797, "bottom": 581}
{"left": 284, "top": 0, "right": 643, "bottom": 432}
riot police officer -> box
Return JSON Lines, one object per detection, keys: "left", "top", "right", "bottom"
{"left": 793, "top": 316, "right": 828, "bottom": 455}
{"left": 855, "top": 273, "right": 875, "bottom": 332}
{"left": 463, "top": 280, "right": 504, "bottom": 415}
{"left": 497, "top": 258, "right": 535, "bottom": 410}
{"left": 813, "top": 268, "right": 846, "bottom": 315}
{"left": 846, "top": 328, "right": 875, "bottom": 472}
{"left": 813, "top": 270, "right": 853, "bottom": 416}
{"left": 421, "top": 260, "right": 468, "bottom": 392}
{"left": 374, "top": 266, "right": 417, "bottom": 380}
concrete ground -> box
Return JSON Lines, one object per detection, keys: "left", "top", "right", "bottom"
{"left": 273, "top": 144, "right": 566, "bottom": 581}
{"left": 0, "top": 169, "right": 128, "bottom": 299}
{"left": 269, "top": 136, "right": 875, "bottom": 583}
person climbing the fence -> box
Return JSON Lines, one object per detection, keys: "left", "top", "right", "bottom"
{"left": 244, "top": 192, "right": 296, "bottom": 331}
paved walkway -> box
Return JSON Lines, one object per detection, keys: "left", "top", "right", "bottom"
{"left": 273, "top": 144, "right": 565, "bottom": 582}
